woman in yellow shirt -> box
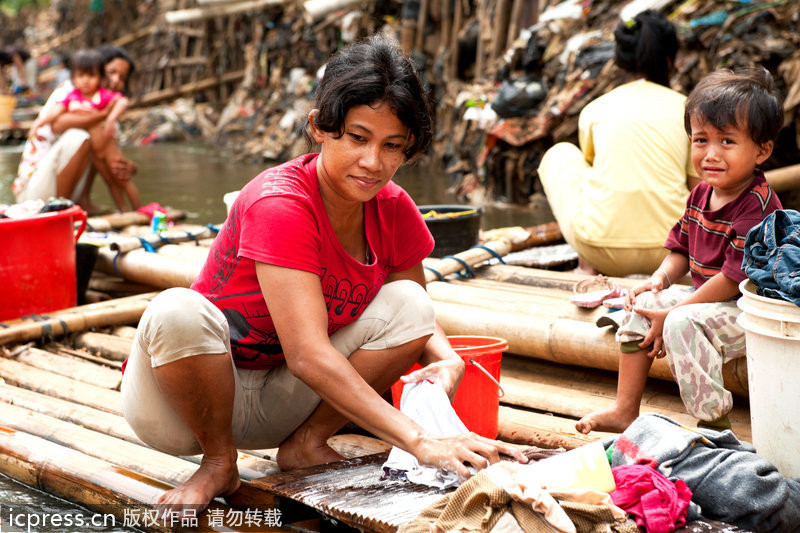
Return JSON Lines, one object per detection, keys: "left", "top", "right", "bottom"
{"left": 538, "top": 10, "right": 698, "bottom": 276}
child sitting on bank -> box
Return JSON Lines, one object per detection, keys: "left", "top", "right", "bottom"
{"left": 29, "top": 49, "right": 139, "bottom": 212}
{"left": 576, "top": 68, "right": 784, "bottom": 434}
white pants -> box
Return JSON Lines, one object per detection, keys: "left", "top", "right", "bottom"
{"left": 121, "top": 281, "right": 435, "bottom": 456}
{"left": 15, "top": 129, "right": 91, "bottom": 203}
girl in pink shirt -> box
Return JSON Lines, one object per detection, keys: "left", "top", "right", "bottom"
{"left": 29, "top": 49, "right": 139, "bottom": 210}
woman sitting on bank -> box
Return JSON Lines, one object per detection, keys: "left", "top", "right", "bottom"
{"left": 121, "top": 34, "right": 526, "bottom": 510}
{"left": 13, "top": 45, "right": 138, "bottom": 213}
{"left": 538, "top": 10, "right": 699, "bottom": 276}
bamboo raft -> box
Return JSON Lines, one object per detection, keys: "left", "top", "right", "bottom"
{"left": 0, "top": 213, "right": 754, "bottom": 531}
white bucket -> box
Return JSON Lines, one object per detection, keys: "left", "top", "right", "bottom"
{"left": 223, "top": 190, "right": 240, "bottom": 215}
{"left": 737, "top": 279, "right": 800, "bottom": 477}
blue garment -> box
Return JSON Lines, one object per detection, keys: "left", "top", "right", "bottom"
{"left": 742, "top": 209, "right": 800, "bottom": 306}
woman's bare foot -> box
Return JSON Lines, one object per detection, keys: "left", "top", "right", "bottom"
{"left": 276, "top": 429, "right": 346, "bottom": 471}
{"left": 155, "top": 450, "right": 240, "bottom": 512}
{"left": 572, "top": 257, "right": 600, "bottom": 276}
{"left": 575, "top": 407, "right": 637, "bottom": 434}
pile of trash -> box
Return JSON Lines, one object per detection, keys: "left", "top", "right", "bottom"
{"left": 442, "top": 0, "right": 800, "bottom": 204}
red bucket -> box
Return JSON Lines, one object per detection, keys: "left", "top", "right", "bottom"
{"left": 391, "top": 335, "right": 507, "bottom": 438}
{"left": 0, "top": 205, "right": 87, "bottom": 321}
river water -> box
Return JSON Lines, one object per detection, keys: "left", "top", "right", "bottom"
{"left": 0, "top": 141, "right": 551, "bottom": 529}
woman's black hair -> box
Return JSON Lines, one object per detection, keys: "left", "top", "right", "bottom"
{"left": 684, "top": 67, "right": 783, "bottom": 146}
{"left": 70, "top": 49, "right": 105, "bottom": 78}
{"left": 614, "top": 9, "right": 678, "bottom": 87}
{"left": 306, "top": 33, "right": 434, "bottom": 160}
{"left": 97, "top": 44, "right": 136, "bottom": 75}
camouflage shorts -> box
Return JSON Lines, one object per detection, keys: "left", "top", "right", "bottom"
{"left": 615, "top": 286, "right": 745, "bottom": 421}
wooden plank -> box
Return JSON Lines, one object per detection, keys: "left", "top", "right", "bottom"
{"left": 165, "top": 0, "right": 286, "bottom": 24}
{"left": 251, "top": 454, "right": 445, "bottom": 533}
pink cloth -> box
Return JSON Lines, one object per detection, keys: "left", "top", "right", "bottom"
{"left": 610, "top": 464, "right": 692, "bottom": 533}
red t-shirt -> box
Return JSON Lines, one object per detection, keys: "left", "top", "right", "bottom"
{"left": 664, "top": 171, "right": 782, "bottom": 289}
{"left": 191, "top": 153, "right": 434, "bottom": 369}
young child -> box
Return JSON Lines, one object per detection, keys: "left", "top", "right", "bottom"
{"left": 576, "top": 68, "right": 783, "bottom": 434}
{"left": 29, "top": 49, "right": 139, "bottom": 211}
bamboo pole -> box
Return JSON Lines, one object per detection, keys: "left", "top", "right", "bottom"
{"left": 431, "top": 300, "right": 750, "bottom": 396}
{"left": 0, "top": 292, "right": 157, "bottom": 346}
{"left": 423, "top": 238, "right": 513, "bottom": 283}
{"left": 86, "top": 209, "right": 186, "bottom": 232}
{"left": 14, "top": 347, "right": 122, "bottom": 390}
{"left": 303, "top": 0, "right": 365, "bottom": 21}
{"left": 165, "top": 0, "right": 287, "bottom": 23}
{"left": 415, "top": 0, "right": 430, "bottom": 52}
{"left": 95, "top": 248, "right": 200, "bottom": 289}
{"left": 506, "top": 0, "right": 524, "bottom": 50}
{"left": 134, "top": 70, "right": 245, "bottom": 107}
{"left": 99, "top": 225, "right": 215, "bottom": 253}
{"left": 499, "top": 361, "right": 752, "bottom": 441}
{"left": 492, "top": 0, "right": 512, "bottom": 59}
{"left": 0, "top": 357, "right": 123, "bottom": 414}
{"left": 764, "top": 163, "right": 800, "bottom": 193}
{"left": 498, "top": 406, "right": 606, "bottom": 449}
{"left": 73, "top": 332, "right": 133, "bottom": 362}
{"left": 0, "top": 382, "right": 139, "bottom": 443}
{"left": 155, "top": 243, "right": 212, "bottom": 262}
{"left": 48, "top": 342, "right": 124, "bottom": 369}
{"left": 0, "top": 426, "right": 276, "bottom": 532}
{"left": 89, "top": 276, "right": 157, "bottom": 295}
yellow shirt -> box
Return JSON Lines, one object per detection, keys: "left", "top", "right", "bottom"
{"left": 573, "top": 80, "right": 696, "bottom": 247}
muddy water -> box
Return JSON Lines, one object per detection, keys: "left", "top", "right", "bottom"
{"left": 1, "top": 142, "right": 552, "bottom": 228}
{"left": 0, "top": 141, "right": 550, "bottom": 526}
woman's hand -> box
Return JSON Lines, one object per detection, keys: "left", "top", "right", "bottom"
{"left": 412, "top": 432, "right": 528, "bottom": 480}
{"left": 634, "top": 306, "right": 669, "bottom": 358}
{"left": 401, "top": 358, "right": 465, "bottom": 401}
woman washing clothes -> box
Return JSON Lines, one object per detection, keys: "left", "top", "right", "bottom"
{"left": 538, "top": 10, "right": 699, "bottom": 276}
{"left": 121, "top": 34, "right": 526, "bottom": 512}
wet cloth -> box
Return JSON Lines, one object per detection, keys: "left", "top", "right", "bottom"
{"left": 664, "top": 172, "right": 782, "bottom": 289}
{"left": 191, "top": 153, "right": 434, "bottom": 370}
{"left": 610, "top": 464, "right": 692, "bottom": 532}
{"left": 537, "top": 80, "right": 694, "bottom": 276}
{"left": 398, "top": 462, "right": 638, "bottom": 533}
{"left": 605, "top": 413, "right": 800, "bottom": 532}
{"left": 615, "top": 286, "right": 744, "bottom": 422}
{"left": 742, "top": 209, "right": 800, "bottom": 305}
{"left": 121, "top": 280, "right": 435, "bottom": 456}
{"left": 382, "top": 379, "right": 470, "bottom": 489}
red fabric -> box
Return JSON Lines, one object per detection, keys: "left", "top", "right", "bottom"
{"left": 137, "top": 202, "right": 168, "bottom": 217}
{"left": 610, "top": 464, "right": 692, "bottom": 533}
{"left": 664, "top": 171, "right": 781, "bottom": 289}
{"left": 191, "top": 153, "right": 434, "bottom": 370}
{"left": 60, "top": 87, "right": 120, "bottom": 111}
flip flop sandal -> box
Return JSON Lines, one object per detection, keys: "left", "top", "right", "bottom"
{"left": 570, "top": 275, "right": 622, "bottom": 308}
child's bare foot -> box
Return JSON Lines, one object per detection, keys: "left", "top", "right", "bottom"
{"left": 155, "top": 449, "right": 240, "bottom": 513}
{"left": 575, "top": 407, "right": 638, "bottom": 434}
{"left": 276, "top": 429, "right": 346, "bottom": 471}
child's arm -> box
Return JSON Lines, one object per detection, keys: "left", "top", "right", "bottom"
{"left": 634, "top": 271, "right": 739, "bottom": 358}
{"left": 625, "top": 252, "right": 689, "bottom": 310}
{"left": 29, "top": 103, "right": 66, "bottom": 139}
